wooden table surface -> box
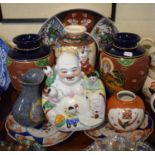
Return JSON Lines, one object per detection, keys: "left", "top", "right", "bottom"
{"left": 0, "top": 85, "right": 155, "bottom": 151}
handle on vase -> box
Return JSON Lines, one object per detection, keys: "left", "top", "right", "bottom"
{"left": 139, "top": 37, "right": 155, "bottom": 47}
{"left": 150, "top": 93, "right": 155, "bottom": 113}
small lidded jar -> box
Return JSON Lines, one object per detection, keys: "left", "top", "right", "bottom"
{"left": 107, "top": 90, "right": 145, "bottom": 132}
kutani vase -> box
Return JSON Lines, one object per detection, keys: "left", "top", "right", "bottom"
{"left": 54, "top": 25, "right": 97, "bottom": 73}
{"left": 107, "top": 90, "right": 145, "bottom": 132}
{"left": 100, "top": 32, "right": 149, "bottom": 94}
{"left": 12, "top": 68, "right": 45, "bottom": 127}
{"left": 6, "top": 34, "right": 55, "bottom": 91}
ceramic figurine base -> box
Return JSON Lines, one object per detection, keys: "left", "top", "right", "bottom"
{"left": 84, "top": 112, "right": 153, "bottom": 142}
{"left": 5, "top": 114, "right": 73, "bottom": 147}
{"left": 42, "top": 52, "right": 106, "bottom": 132}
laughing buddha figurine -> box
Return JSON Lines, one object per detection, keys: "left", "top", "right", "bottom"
{"left": 42, "top": 52, "right": 106, "bottom": 131}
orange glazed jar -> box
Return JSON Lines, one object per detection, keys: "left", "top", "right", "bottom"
{"left": 107, "top": 90, "right": 145, "bottom": 132}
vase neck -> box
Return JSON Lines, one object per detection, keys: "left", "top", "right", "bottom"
{"left": 113, "top": 33, "right": 140, "bottom": 49}
{"left": 15, "top": 44, "right": 41, "bottom": 51}
{"left": 113, "top": 43, "right": 137, "bottom": 51}
{"left": 13, "top": 34, "right": 42, "bottom": 50}
{"left": 21, "top": 84, "right": 40, "bottom": 94}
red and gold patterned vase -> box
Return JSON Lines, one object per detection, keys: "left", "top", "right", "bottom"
{"left": 100, "top": 32, "right": 149, "bottom": 94}
{"left": 6, "top": 34, "right": 55, "bottom": 91}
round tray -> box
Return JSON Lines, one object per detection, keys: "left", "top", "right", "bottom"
{"left": 84, "top": 112, "right": 153, "bottom": 142}
{"left": 5, "top": 114, "right": 73, "bottom": 147}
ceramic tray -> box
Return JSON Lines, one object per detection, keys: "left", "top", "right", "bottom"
{"left": 84, "top": 112, "right": 153, "bottom": 142}
{"left": 38, "top": 9, "right": 118, "bottom": 50}
{"left": 5, "top": 114, "right": 73, "bottom": 147}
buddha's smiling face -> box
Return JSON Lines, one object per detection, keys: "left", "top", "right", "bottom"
{"left": 56, "top": 53, "right": 81, "bottom": 84}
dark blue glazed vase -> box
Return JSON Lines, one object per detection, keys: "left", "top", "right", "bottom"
{"left": 105, "top": 32, "right": 144, "bottom": 57}
{"left": 12, "top": 68, "right": 45, "bottom": 127}
{"left": 100, "top": 32, "right": 149, "bottom": 93}
{"left": 6, "top": 34, "right": 55, "bottom": 91}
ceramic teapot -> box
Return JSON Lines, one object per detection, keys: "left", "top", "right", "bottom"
{"left": 42, "top": 52, "right": 106, "bottom": 131}
{"left": 107, "top": 90, "right": 145, "bottom": 132}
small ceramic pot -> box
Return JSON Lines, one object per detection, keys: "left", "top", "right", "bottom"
{"left": 100, "top": 32, "right": 149, "bottom": 93}
{"left": 107, "top": 90, "right": 145, "bottom": 132}
{"left": 54, "top": 25, "right": 97, "bottom": 69}
{"left": 6, "top": 34, "right": 55, "bottom": 91}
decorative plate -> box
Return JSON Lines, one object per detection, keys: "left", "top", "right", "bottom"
{"left": 84, "top": 112, "right": 153, "bottom": 142}
{"left": 38, "top": 9, "right": 118, "bottom": 50}
{"left": 0, "top": 39, "right": 10, "bottom": 92}
{"left": 5, "top": 114, "right": 73, "bottom": 147}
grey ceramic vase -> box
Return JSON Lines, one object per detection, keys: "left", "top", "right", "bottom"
{"left": 12, "top": 68, "right": 45, "bottom": 127}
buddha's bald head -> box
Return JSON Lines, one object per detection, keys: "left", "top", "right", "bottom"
{"left": 56, "top": 52, "right": 81, "bottom": 84}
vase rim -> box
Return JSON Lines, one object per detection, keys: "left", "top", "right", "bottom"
{"left": 13, "top": 33, "right": 41, "bottom": 45}
{"left": 64, "top": 25, "right": 87, "bottom": 35}
{"left": 113, "top": 32, "right": 141, "bottom": 48}
{"left": 114, "top": 32, "right": 140, "bottom": 39}
{"left": 116, "top": 90, "right": 136, "bottom": 102}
